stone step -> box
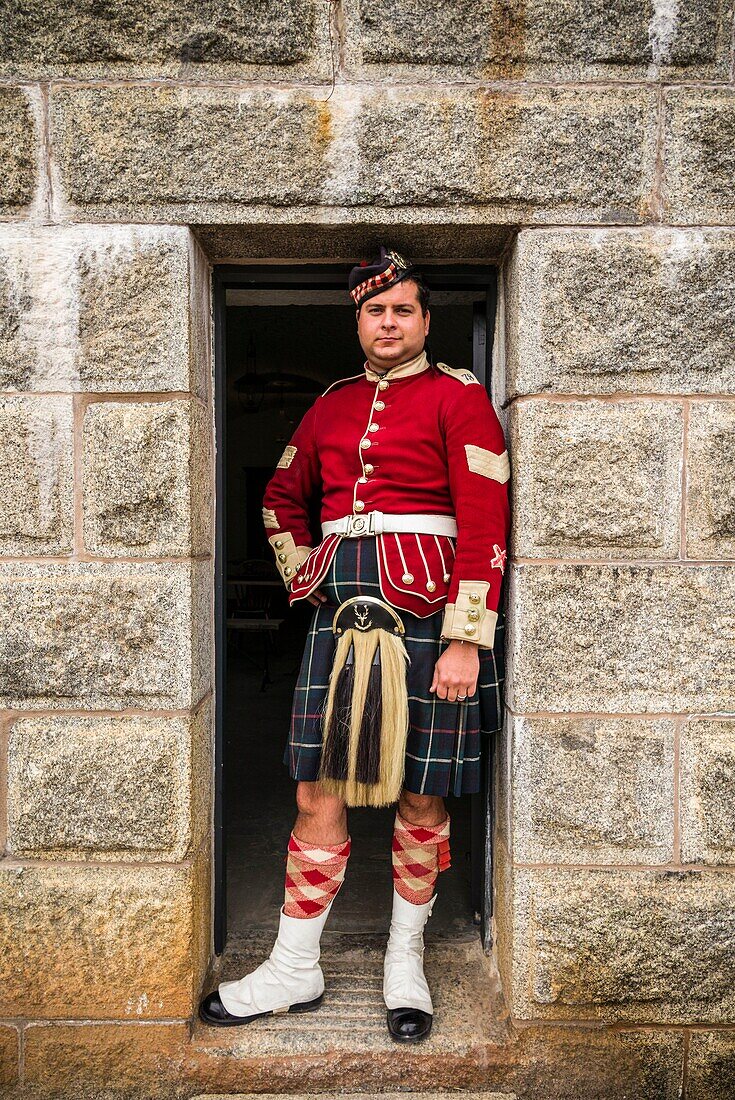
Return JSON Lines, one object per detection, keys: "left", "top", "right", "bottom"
{"left": 185, "top": 930, "right": 681, "bottom": 1098}
{"left": 187, "top": 930, "right": 516, "bottom": 1093}
{"left": 191, "top": 1094, "right": 516, "bottom": 1099}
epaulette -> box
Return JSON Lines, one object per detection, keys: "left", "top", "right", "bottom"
{"left": 435, "top": 361, "right": 480, "bottom": 386}
{"left": 320, "top": 373, "right": 365, "bottom": 397}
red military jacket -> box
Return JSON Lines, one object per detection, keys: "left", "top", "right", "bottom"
{"left": 262, "top": 348, "right": 510, "bottom": 648}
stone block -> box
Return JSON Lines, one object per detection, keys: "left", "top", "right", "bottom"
{"left": 185, "top": 1025, "right": 683, "bottom": 1099}
{"left": 507, "top": 563, "right": 735, "bottom": 713}
{"left": 7, "top": 704, "right": 212, "bottom": 860}
{"left": 664, "top": 89, "right": 735, "bottom": 225}
{"left": 510, "top": 400, "right": 682, "bottom": 558}
{"left": 512, "top": 716, "right": 675, "bottom": 864}
{"left": 49, "top": 86, "right": 332, "bottom": 218}
{"left": 0, "top": 1024, "right": 19, "bottom": 1088}
{"left": 0, "top": 395, "right": 73, "bottom": 554}
{"left": 0, "top": 856, "right": 210, "bottom": 1018}
{"left": 351, "top": 0, "right": 731, "bottom": 81}
{"left": 194, "top": 221, "right": 515, "bottom": 262}
{"left": 500, "top": 1027, "right": 682, "bottom": 1100}
{"left": 21, "top": 1029, "right": 684, "bottom": 1099}
{"left": 510, "top": 867, "right": 735, "bottom": 1022}
{"left": 0, "top": 560, "right": 211, "bottom": 709}
{"left": 49, "top": 85, "right": 656, "bottom": 224}
{"left": 687, "top": 1032, "right": 735, "bottom": 1100}
{"left": 0, "top": 721, "right": 7, "bottom": 855}
{"left": 0, "top": 0, "right": 328, "bottom": 80}
{"left": 24, "top": 1022, "right": 189, "bottom": 1096}
{"left": 0, "top": 224, "right": 205, "bottom": 393}
{"left": 355, "top": 0, "right": 497, "bottom": 67}
{"left": 686, "top": 402, "right": 735, "bottom": 559}
{"left": 0, "top": 87, "right": 37, "bottom": 214}
{"left": 82, "top": 399, "right": 212, "bottom": 556}
{"left": 680, "top": 719, "right": 735, "bottom": 866}
{"left": 505, "top": 228, "right": 735, "bottom": 397}
{"left": 21, "top": 1025, "right": 682, "bottom": 1100}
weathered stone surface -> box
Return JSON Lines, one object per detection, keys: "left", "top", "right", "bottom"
{"left": 190, "top": 233, "right": 213, "bottom": 406}
{"left": 497, "top": 1027, "right": 683, "bottom": 1100}
{"left": 0, "top": 87, "right": 37, "bottom": 214}
{"left": 186, "top": 1022, "right": 682, "bottom": 1099}
{"left": 0, "top": 0, "right": 328, "bottom": 80}
{"left": 49, "top": 86, "right": 332, "bottom": 217}
{"left": 24, "top": 1023, "right": 190, "bottom": 1097}
{"left": 82, "top": 399, "right": 212, "bottom": 556}
{"left": 686, "top": 402, "right": 735, "bottom": 559}
{"left": 664, "top": 89, "right": 735, "bottom": 225}
{"left": 7, "top": 706, "right": 212, "bottom": 860}
{"left": 507, "top": 563, "right": 735, "bottom": 713}
{"left": 687, "top": 1032, "right": 735, "bottom": 1100}
{"left": 0, "top": 1024, "right": 18, "bottom": 1088}
{"left": 197, "top": 931, "right": 508, "bottom": 1058}
{"left": 680, "top": 719, "right": 735, "bottom": 866}
{"left": 512, "top": 716, "right": 675, "bottom": 864}
{"left": 312, "top": 86, "right": 655, "bottom": 219}
{"left": 505, "top": 228, "right": 735, "bottom": 397}
{"left": 510, "top": 400, "right": 683, "bottom": 558}
{"left": 357, "top": 0, "right": 497, "bottom": 66}
{"left": 510, "top": 868, "right": 735, "bottom": 1022}
{"left": 0, "top": 856, "right": 210, "bottom": 1018}
{"left": 0, "top": 395, "right": 73, "bottom": 554}
{"left": 195, "top": 221, "right": 514, "bottom": 262}
{"left": 0, "top": 722, "right": 7, "bottom": 854}
{"left": 22, "top": 1027, "right": 683, "bottom": 1100}
{"left": 0, "top": 224, "right": 205, "bottom": 393}
{"left": 0, "top": 560, "right": 211, "bottom": 709}
{"left": 49, "top": 85, "right": 656, "bottom": 223}
{"left": 353, "top": 0, "right": 731, "bottom": 80}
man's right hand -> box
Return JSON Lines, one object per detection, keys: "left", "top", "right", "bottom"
{"left": 305, "top": 588, "right": 329, "bottom": 607}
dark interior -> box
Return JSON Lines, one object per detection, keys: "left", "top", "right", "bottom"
{"left": 223, "top": 287, "right": 486, "bottom": 940}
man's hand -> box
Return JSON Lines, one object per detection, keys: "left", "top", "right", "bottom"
{"left": 430, "top": 639, "right": 480, "bottom": 702}
{"left": 305, "top": 588, "right": 328, "bottom": 607}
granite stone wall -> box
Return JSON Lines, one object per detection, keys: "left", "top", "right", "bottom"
{"left": 0, "top": 0, "right": 733, "bottom": 1096}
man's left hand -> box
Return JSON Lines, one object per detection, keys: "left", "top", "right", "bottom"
{"left": 430, "top": 639, "right": 480, "bottom": 702}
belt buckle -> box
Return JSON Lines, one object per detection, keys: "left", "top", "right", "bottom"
{"left": 346, "top": 513, "right": 370, "bottom": 537}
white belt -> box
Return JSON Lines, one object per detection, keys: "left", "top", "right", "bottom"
{"left": 322, "top": 511, "right": 458, "bottom": 539}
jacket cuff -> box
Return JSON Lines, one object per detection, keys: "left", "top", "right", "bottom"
{"left": 268, "top": 533, "right": 312, "bottom": 587}
{"left": 440, "top": 580, "right": 497, "bottom": 648}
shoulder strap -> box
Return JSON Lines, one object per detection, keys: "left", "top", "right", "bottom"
{"left": 435, "top": 361, "right": 480, "bottom": 387}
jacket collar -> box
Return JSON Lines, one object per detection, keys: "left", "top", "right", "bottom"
{"left": 363, "top": 348, "right": 429, "bottom": 384}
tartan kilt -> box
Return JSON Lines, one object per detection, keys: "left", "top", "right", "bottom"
{"left": 284, "top": 536, "right": 505, "bottom": 797}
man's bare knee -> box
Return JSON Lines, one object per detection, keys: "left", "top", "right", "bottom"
{"left": 294, "top": 781, "right": 347, "bottom": 844}
{"left": 399, "top": 788, "right": 446, "bottom": 826}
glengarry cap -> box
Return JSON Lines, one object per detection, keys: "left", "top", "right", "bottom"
{"left": 348, "top": 246, "right": 415, "bottom": 308}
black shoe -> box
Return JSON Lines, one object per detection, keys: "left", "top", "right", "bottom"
{"left": 386, "top": 1006, "right": 433, "bottom": 1042}
{"left": 198, "top": 989, "right": 324, "bottom": 1027}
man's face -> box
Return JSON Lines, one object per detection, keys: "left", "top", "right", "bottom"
{"left": 356, "top": 279, "right": 430, "bottom": 369}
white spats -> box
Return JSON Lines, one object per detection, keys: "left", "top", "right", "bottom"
{"left": 383, "top": 888, "right": 436, "bottom": 1015}
{"left": 218, "top": 902, "right": 332, "bottom": 1018}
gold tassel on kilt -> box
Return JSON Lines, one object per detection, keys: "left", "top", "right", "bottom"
{"left": 318, "top": 596, "right": 410, "bottom": 808}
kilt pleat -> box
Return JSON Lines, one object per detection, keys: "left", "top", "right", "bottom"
{"left": 284, "top": 537, "right": 505, "bottom": 797}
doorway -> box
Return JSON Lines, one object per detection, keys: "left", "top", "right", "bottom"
{"left": 213, "top": 264, "right": 500, "bottom": 956}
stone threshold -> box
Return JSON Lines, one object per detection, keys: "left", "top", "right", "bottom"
{"left": 188, "top": 929, "right": 515, "bottom": 1093}
{"left": 192, "top": 1094, "right": 516, "bottom": 1099}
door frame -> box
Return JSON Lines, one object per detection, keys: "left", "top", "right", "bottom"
{"left": 212, "top": 263, "right": 499, "bottom": 955}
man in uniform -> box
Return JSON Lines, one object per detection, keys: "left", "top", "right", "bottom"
{"left": 199, "top": 247, "right": 510, "bottom": 1042}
